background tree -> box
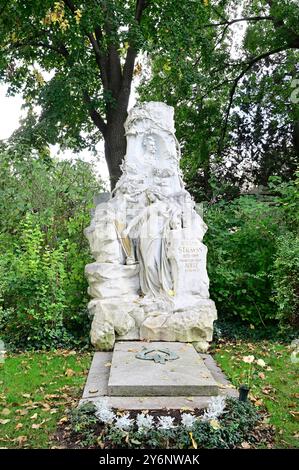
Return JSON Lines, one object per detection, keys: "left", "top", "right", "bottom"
{"left": 0, "top": 0, "right": 213, "bottom": 189}
{"left": 0, "top": 0, "right": 150, "bottom": 189}
{"left": 1, "top": 1, "right": 298, "bottom": 194}
{"left": 138, "top": 0, "right": 299, "bottom": 200}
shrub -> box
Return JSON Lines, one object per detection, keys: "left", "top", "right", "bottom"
{"left": 0, "top": 145, "right": 103, "bottom": 350}
{"left": 205, "top": 196, "right": 280, "bottom": 326}
{"left": 0, "top": 214, "right": 83, "bottom": 349}
{"left": 205, "top": 173, "right": 299, "bottom": 330}
{"left": 272, "top": 233, "right": 299, "bottom": 329}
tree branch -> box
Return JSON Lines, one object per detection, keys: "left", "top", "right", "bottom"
{"left": 87, "top": 31, "right": 109, "bottom": 89}
{"left": 135, "top": 0, "right": 148, "bottom": 22}
{"left": 10, "top": 38, "right": 69, "bottom": 58}
{"left": 63, "top": 0, "right": 109, "bottom": 88}
{"left": 99, "top": 4, "right": 123, "bottom": 97}
{"left": 94, "top": 26, "right": 109, "bottom": 90}
{"left": 12, "top": 33, "right": 107, "bottom": 137}
{"left": 63, "top": 0, "right": 76, "bottom": 14}
{"left": 121, "top": 47, "right": 137, "bottom": 96}
{"left": 63, "top": 0, "right": 112, "bottom": 124}
{"left": 83, "top": 91, "right": 107, "bottom": 136}
{"left": 219, "top": 46, "right": 294, "bottom": 153}
{"left": 119, "top": 0, "right": 148, "bottom": 105}
{"left": 203, "top": 16, "right": 274, "bottom": 28}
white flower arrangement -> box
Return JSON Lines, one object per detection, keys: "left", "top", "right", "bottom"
{"left": 93, "top": 397, "right": 228, "bottom": 433}
{"left": 114, "top": 413, "right": 134, "bottom": 431}
{"left": 181, "top": 413, "right": 197, "bottom": 429}
{"left": 157, "top": 415, "right": 176, "bottom": 430}
{"left": 136, "top": 413, "right": 155, "bottom": 433}
{"left": 202, "top": 396, "right": 226, "bottom": 422}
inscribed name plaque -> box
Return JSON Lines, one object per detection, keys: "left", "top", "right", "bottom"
{"left": 180, "top": 241, "right": 201, "bottom": 272}
{"left": 168, "top": 230, "right": 209, "bottom": 300}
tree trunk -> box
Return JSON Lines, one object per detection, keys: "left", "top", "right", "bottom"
{"left": 294, "top": 119, "right": 299, "bottom": 156}
{"left": 104, "top": 112, "right": 128, "bottom": 191}
{"left": 86, "top": 0, "right": 147, "bottom": 189}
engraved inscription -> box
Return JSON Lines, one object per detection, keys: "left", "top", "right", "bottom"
{"left": 178, "top": 242, "right": 201, "bottom": 272}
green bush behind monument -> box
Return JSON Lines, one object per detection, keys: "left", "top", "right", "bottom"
{"left": 0, "top": 144, "right": 103, "bottom": 350}
{"left": 205, "top": 174, "right": 298, "bottom": 331}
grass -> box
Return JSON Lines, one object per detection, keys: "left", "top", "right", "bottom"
{"left": 0, "top": 350, "right": 92, "bottom": 448}
{"left": 0, "top": 341, "right": 298, "bottom": 449}
{"left": 214, "top": 340, "right": 299, "bottom": 449}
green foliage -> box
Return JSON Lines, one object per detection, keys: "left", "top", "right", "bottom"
{"left": 205, "top": 174, "right": 299, "bottom": 329}
{"left": 0, "top": 214, "right": 68, "bottom": 348}
{"left": 270, "top": 173, "right": 299, "bottom": 329}
{"left": 269, "top": 173, "right": 299, "bottom": 230}
{"left": 0, "top": 144, "right": 102, "bottom": 350}
{"left": 189, "top": 399, "right": 259, "bottom": 449}
{"left": 272, "top": 233, "right": 299, "bottom": 329}
{"left": 70, "top": 401, "right": 97, "bottom": 425}
{"left": 0, "top": 0, "right": 210, "bottom": 154}
{"left": 138, "top": 0, "right": 299, "bottom": 198}
{"left": 69, "top": 402, "right": 98, "bottom": 443}
{"left": 213, "top": 320, "right": 283, "bottom": 343}
{"left": 205, "top": 197, "right": 280, "bottom": 326}
{"left": 0, "top": 1, "right": 297, "bottom": 195}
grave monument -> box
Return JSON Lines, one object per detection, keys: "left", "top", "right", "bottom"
{"left": 84, "top": 102, "right": 217, "bottom": 355}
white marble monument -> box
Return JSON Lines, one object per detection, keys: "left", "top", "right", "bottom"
{"left": 84, "top": 102, "right": 217, "bottom": 352}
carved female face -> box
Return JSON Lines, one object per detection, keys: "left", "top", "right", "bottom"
{"left": 143, "top": 134, "right": 156, "bottom": 156}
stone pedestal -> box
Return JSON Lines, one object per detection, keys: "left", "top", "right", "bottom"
{"left": 140, "top": 299, "right": 217, "bottom": 352}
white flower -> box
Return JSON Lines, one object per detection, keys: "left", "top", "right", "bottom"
{"left": 94, "top": 398, "right": 116, "bottom": 424}
{"left": 256, "top": 358, "right": 266, "bottom": 368}
{"left": 242, "top": 355, "right": 255, "bottom": 364}
{"left": 157, "top": 415, "right": 176, "bottom": 430}
{"left": 291, "top": 350, "right": 299, "bottom": 364}
{"left": 136, "top": 413, "right": 154, "bottom": 433}
{"left": 209, "top": 418, "right": 221, "bottom": 430}
{"left": 95, "top": 407, "right": 115, "bottom": 424}
{"left": 114, "top": 413, "right": 134, "bottom": 431}
{"left": 202, "top": 396, "right": 226, "bottom": 422}
{"left": 94, "top": 398, "right": 110, "bottom": 410}
{"left": 181, "top": 413, "right": 197, "bottom": 429}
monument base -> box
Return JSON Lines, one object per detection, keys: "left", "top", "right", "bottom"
{"left": 90, "top": 298, "right": 217, "bottom": 353}
{"left": 80, "top": 341, "right": 237, "bottom": 410}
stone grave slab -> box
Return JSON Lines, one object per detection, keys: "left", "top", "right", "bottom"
{"left": 80, "top": 349, "right": 237, "bottom": 410}
{"left": 107, "top": 341, "right": 218, "bottom": 397}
